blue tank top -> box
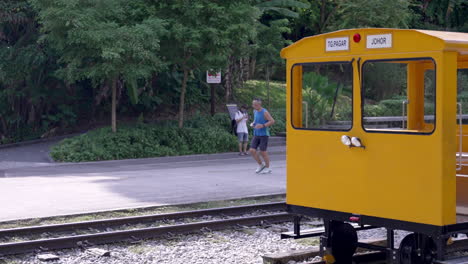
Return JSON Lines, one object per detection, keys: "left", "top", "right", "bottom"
{"left": 254, "top": 108, "right": 269, "bottom": 136}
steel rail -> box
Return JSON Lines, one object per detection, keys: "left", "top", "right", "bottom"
{"left": 0, "top": 213, "right": 291, "bottom": 256}
{"left": 0, "top": 202, "right": 285, "bottom": 238}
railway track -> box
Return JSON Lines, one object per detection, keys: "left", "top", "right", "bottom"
{"left": 0, "top": 202, "right": 289, "bottom": 256}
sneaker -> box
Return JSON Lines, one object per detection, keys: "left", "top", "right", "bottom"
{"left": 255, "top": 163, "right": 266, "bottom": 173}
{"left": 243, "top": 152, "right": 249, "bottom": 155}
{"left": 260, "top": 168, "right": 272, "bottom": 174}
{"left": 238, "top": 152, "right": 244, "bottom": 156}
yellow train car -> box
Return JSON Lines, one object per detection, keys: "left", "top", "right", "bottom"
{"left": 281, "top": 28, "right": 468, "bottom": 263}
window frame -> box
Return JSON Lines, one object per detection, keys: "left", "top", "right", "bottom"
{"left": 360, "top": 57, "right": 437, "bottom": 135}
{"left": 290, "top": 61, "right": 355, "bottom": 132}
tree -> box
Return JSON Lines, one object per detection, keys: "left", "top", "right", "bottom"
{"left": 30, "top": 0, "right": 166, "bottom": 132}
{"left": 289, "top": 0, "right": 340, "bottom": 40}
{"left": 254, "top": 0, "right": 305, "bottom": 107}
{"left": 256, "top": 19, "right": 291, "bottom": 107}
{"left": 410, "top": 0, "right": 468, "bottom": 32}
{"left": 155, "top": 0, "right": 258, "bottom": 128}
{"left": 256, "top": 0, "right": 310, "bottom": 18}
{"left": 331, "top": 0, "right": 412, "bottom": 30}
{"left": 0, "top": 0, "right": 63, "bottom": 140}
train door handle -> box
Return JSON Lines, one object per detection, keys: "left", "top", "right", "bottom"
{"left": 341, "top": 135, "right": 365, "bottom": 149}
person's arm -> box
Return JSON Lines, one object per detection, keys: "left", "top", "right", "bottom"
{"left": 235, "top": 113, "right": 244, "bottom": 123}
{"left": 262, "top": 111, "right": 275, "bottom": 128}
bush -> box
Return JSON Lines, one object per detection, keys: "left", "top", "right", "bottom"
{"left": 50, "top": 123, "right": 238, "bottom": 162}
{"left": 269, "top": 109, "right": 286, "bottom": 135}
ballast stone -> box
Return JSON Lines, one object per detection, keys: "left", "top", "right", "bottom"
{"left": 37, "top": 253, "right": 59, "bottom": 261}
{"left": 86, "top": 248, "right": 111, "bottom": 257}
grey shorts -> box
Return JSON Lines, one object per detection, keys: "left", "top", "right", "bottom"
{"left": 250, "top": 136, "right": 269, "bottom": 151}
{"left": 237, "top": 132, "right": 248, "bottom": 142}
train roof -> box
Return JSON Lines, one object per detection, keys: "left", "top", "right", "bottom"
{"left": 281, "top": 28, "right": 468, "bottom": 59}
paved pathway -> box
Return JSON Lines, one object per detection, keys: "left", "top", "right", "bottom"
{"left": 0, "top": 146, "right": 286, "bottom": 221}
{"left": 0, "top": 140, "right": 58, "bottom": 172}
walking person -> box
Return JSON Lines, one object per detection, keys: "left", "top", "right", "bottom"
{"left": 249, "top": 98, "right": 275, "bottom": 174}
{"left": 235, "top": 105, "right": 249, "bottom": 155}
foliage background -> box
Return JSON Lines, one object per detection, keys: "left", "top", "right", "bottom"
{"left": 1, "top": 0, "right": 467, "bottom": 159}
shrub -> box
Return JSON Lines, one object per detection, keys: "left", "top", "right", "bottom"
{"left": 50, "top": 123, "right": 238, "bottom": 162}
{"left": 269, "top": 109, "right": 286, "bottom": 135}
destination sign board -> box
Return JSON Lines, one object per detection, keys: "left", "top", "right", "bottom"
{"left": 325, "top": 37, "right": 349, "bottom": 52}
{"left": 366, "top": 34, "right": 392, "bottom": 49}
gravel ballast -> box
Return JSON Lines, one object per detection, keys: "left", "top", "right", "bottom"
{"left": 0, "top": 222, "right": 435, "bottom": 264}
{"left": 0, "top": 223, "right": 315, "bottom": 264}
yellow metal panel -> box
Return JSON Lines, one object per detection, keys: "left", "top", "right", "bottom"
{"left": 286, "top": 49, "right": 457, "bottom": 226}
{"left": 407, "top": 62, "right": 426, "bottom": 130}
{"left": 440, "top": 52, "right": 458, "bottom": 225}
{"left": 291, "top": 65, "right": 303, "bottom": 128}
{"left": 281, "top": 29, "right": 450, "bottom": 59}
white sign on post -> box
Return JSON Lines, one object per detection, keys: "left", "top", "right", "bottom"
{"left": 325, "top": 37, "right": 349, "bottom": 52}
{"left": 366, "top": 34, "right": 392, "bottom": 49}
{"left": 206, "top": 71, "right": 221, "bottom": 84}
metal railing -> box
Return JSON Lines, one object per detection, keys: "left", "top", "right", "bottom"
{"left": 303, "top": 101, "right": 308, "bottom": 128}
{"left": 458, "top": 102, "right": 463, "bottom": 171}
{"left": 402, "top": 100, "right": 409, "bottom": 129}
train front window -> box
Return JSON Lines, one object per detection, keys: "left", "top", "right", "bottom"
{"left": 362, "top": 58, "right": 436, "bottom": 134}
{"left": 291, "top": 62, "right": 353, "bottom": 131}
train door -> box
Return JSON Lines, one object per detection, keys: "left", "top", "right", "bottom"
{"left": 357, "top": 57, "right": 444, "bottom": 225}
{"left": 456, "top": 58, "right": 468, "bottom": 211}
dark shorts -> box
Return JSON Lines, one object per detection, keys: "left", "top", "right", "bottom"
{"left": 250, "top": 136, "right": 269, "bottom": 151}
{"left": 237, "top": 132, "right": 248, "bottom": 142}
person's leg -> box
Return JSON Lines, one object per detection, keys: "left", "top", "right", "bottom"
{"left": 259, "top": 137, "right": 271, "bottom": 173}
{"left": 237, "top": 133, "right": 245, "bottom": 154}
{"left": 249, "top": 136, "right": 263, "bottom": 165}
{"left": 250, "top": 149, "right": 262, "bottom": 165}
{"left": 243, "top": 133, "right": 249, "bottom": 153}
{"left": 260, "top": 151, "right": 270, "bottom": 168}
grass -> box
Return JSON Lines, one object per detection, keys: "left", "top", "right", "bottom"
{"left": 0, "top": 195, "right": 285, "bottom": 230}
{"left": 128, "top": 244, "right": 151, "bottom": 254}
{"left": 236, "top": 80, "right": 286, "bottom": 110}
{"left": 296, "top": 237, "right": 320, "bottom": 247}
{"left": 240, "top": 228, "right": 257, "bottom": 236}
{"left": 235, "top": 80, "right": 287, "bottom": 135}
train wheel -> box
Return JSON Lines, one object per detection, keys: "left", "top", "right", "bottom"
{"left": 399, "top": 233, "right": 436, "bottom": 264}
{"left": 330, "top": 222, "right": 358, "bottom": 264}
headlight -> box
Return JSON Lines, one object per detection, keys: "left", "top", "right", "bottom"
{"left": 341, "top": 135, "right": 352, "bottom": 146}
{"left": 351, "top": 137, "right": 362, "bottom": 147}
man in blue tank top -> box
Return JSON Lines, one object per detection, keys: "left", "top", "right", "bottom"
{"left": 249, "top": 98, "right": 275, "bottom": 174}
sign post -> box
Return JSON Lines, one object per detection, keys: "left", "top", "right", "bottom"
{"left": 206, "top": 71, "right": 221, "bottom": 116}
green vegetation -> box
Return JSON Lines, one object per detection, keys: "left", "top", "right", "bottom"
{"left": 50, "top": 115, "right": 237, "bottom": 162}
{"left": 236, "top": 80, "right": 286, "bottom": 135}
{"left": 237, "top": 80, "right": 286, "bottom": 110}
{"left": 1, "top": 0, "right": 467, "bottom": 145}
{"left": 302, "top": 71, "right": 352, "bottom": 126}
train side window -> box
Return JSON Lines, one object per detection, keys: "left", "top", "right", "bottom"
{"left": 362, "top": 58, "right": 436, "bottom": 134}
{"left": 458, "top": 69, "right": 468, "bottom": 114}
{"left": 291, "top": 62, "right": 353, "bottom": 131}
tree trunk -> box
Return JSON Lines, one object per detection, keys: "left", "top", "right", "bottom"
{"left": 211, "top": 84, "right": 215, "bottom": 116}
{"left": 178, "top": 68, "right": 189, "bottom": 128}
{"left": 0, "top": 115, "right": 7, "bottom": 136}
{"left": 444, "top": 1, "right": 452, "bottom": 30}
{"left": 111, "top": 78, "right": 117, "bottom": 133}
{"left": 250, "top": 58, "right": 256, "bottom": 79}
{"left": 266, "top": 65, "right": 270, "bottom": 108}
